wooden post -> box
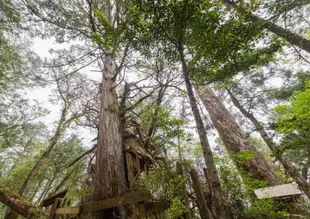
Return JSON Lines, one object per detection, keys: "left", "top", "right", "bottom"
{"left": 176, "top": 161, "right": 192, "bottom": 219}
{"left": 189, "top": 169, "right": 211, "bottom": 219}
{"left": 137, "top": 202, "right": 147, "bottom": 219}
{"left": 126, "top": 153, "right": 135, "bottom": 185}
{"left": 49, "top": 198, "right": 61, "bottom": 219}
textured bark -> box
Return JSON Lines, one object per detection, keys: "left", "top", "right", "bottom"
{"left": 94, "top": 54, "right": 126, "bottom": 219}
{"left": 178, "top": 42, "right": 230, "bottom": 219}
{"left": 0, "top": 185, "right": 45, "bottom": 219}
{"left": 189, "top": 169, "right": 211, "bottom": 219}
{"left": 198, "top": 88, "right": 282, "bottom": 186}
{"left": 176, "top": 162, "right": 192, "bottom": 219}
{"left": 222, "top": 0, "right": 310, "bottom": 54}
{"left": 227, "top": 89, "right": 310, "bottom": 199}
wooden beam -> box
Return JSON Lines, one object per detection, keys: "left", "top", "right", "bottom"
{"left": 55, "top": 207, "right": 81, "bottom": 214}
{"left": 41, "top": 189, "right": 68, "bottom": 207}
{"left": 81, "top": 191, "right": 151, "bottom": 214}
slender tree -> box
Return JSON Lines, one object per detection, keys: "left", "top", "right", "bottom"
{"left": 226, "top": 87, "right": 310, "bottom": 198}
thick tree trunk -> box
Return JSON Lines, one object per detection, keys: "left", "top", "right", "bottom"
{"left": 222, "top": 0, "right": 310, "bottom": 54}
{"left": 0, "top": 185, "right": 45, "bottom": 219}
{"left": 178, "top": 42, "right": 230, "bottom": 219}
{"left": 227, "top": 89, "right": 310, "bottom": 199}
{"left": 189, "top": 169, "right": 211, "bottom": 219}
{"left": 198, "top": 88, "right": 282, "bottom": 186}
{"left": 94, "top": 54, "right": 126, "bottom": 219}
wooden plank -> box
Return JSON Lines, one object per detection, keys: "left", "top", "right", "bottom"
{"left": 145, "top": 201, "right": 169, "bottom": 213}
{"left": 55, "top": 207, "right": 81, "bottom": 214}
{"left": 42, "top": 189, "right": 68, "bottom": 207}
{"left": 137, "top": 202, "right": 146, "bottom": 218}
{"left": 81, "top": 191, "right": 151, "bottom": 214}
{"left": 254, "top": 183, "right": 302, "bottom": 199}
{"left": 126, "top": 153, "right": 135, "bottom": 185}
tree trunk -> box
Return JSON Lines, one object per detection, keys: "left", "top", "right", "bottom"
{"left": 222, "top": 0, "right": 310, "bottom": 54}
{"left": 4, "top": 109, "right": 68, "bottom": 219}
{"left": 176, "top": 162, "right": 192, "bottom": 219}
{"left": 94, "top": 54, "right": 127, "bottom": 219}
{"left": 35, "top": 176, "right": 55, "bottom": 205}
{"left": 198, "top": 88, "right": 283, "bottom": 186}
{"left": 0, "top": 184, "right": 45, "bottom": 219}
{"left": 19, "top": 107, "right": 67, "bottom": 197}
{"left": 189, "top": 168, "right": 211, "bottom": 219}
{"left": 178, "top": 41, "right": 230, "bottom": 219}
{"left": 227, "top": 88, "right": 310, "bottom": 198}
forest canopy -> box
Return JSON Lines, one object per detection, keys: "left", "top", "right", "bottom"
{"left": 1, "top": 0, "right": 310, "bottom": 219}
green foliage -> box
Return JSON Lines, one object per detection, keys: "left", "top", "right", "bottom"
{"left": 135, "top": 163, "right": 189, "bottom": 218}
{"left": 268, "top": 0, "right": 310, "bottom": 18}
{"left": 274, "top": 81, "right": 310, "bottom": 135}
{"left": 166, "top": 197, "right": 189, "bottom": 219}
{"left": 213, "top": 138, "right": 291, "bottom": 218}
{"left": 245, "top": 199, "right": 286, "bottom": 219}
{"left": 140, "top": 105, "right": 184, "bottom": 152}
{"left": 270, "top": 72, "right": 310, "bottom": 100}
{"left": 0, "top": 0, "right": 20, "bottom": 25}
{"left": 273, "top": 81, "right": 310, "bottom": 170}
{"left": 2, "top": 0, "right": 309, "bottom": 217}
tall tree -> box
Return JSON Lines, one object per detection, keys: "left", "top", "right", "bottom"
{"left": 198, "top": 88, "right": 283, "bottom": 187}
{"left": 226, "top": 87, "right": 310, "bottom": 199}
{"left": 20, "top": 1, "right": 134, "bottom": 217}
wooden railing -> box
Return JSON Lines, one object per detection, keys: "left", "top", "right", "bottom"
{"left": 47, "top": 190, "right": 168, "bottom": 219}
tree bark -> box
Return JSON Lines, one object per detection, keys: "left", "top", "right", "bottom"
{"left": 176, "top": 162, "right": 192, "bottom": 219}
{"left": 189, "top": 168, "right": 211, "bottom": 219}
{"left": 227, "top": 88, "right": 310, "bottom": 199}
{"left": 198, "top": 88, "right": 283, "bottom": 186}
{"left": 94, "top": 54, "right": 127, "bottom": 219}
{"left": 178, "top": 41, "right": 230, "bottom": 219}
{"left": 0, "top": 185, "right": 45, "bottom": 219}
{"left": 222, "top": 0, "right": 310, "bottom": 54}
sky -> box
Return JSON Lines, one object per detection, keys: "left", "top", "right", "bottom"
{"left": 29, "top": 38, "right": 99, "bottom": 146}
